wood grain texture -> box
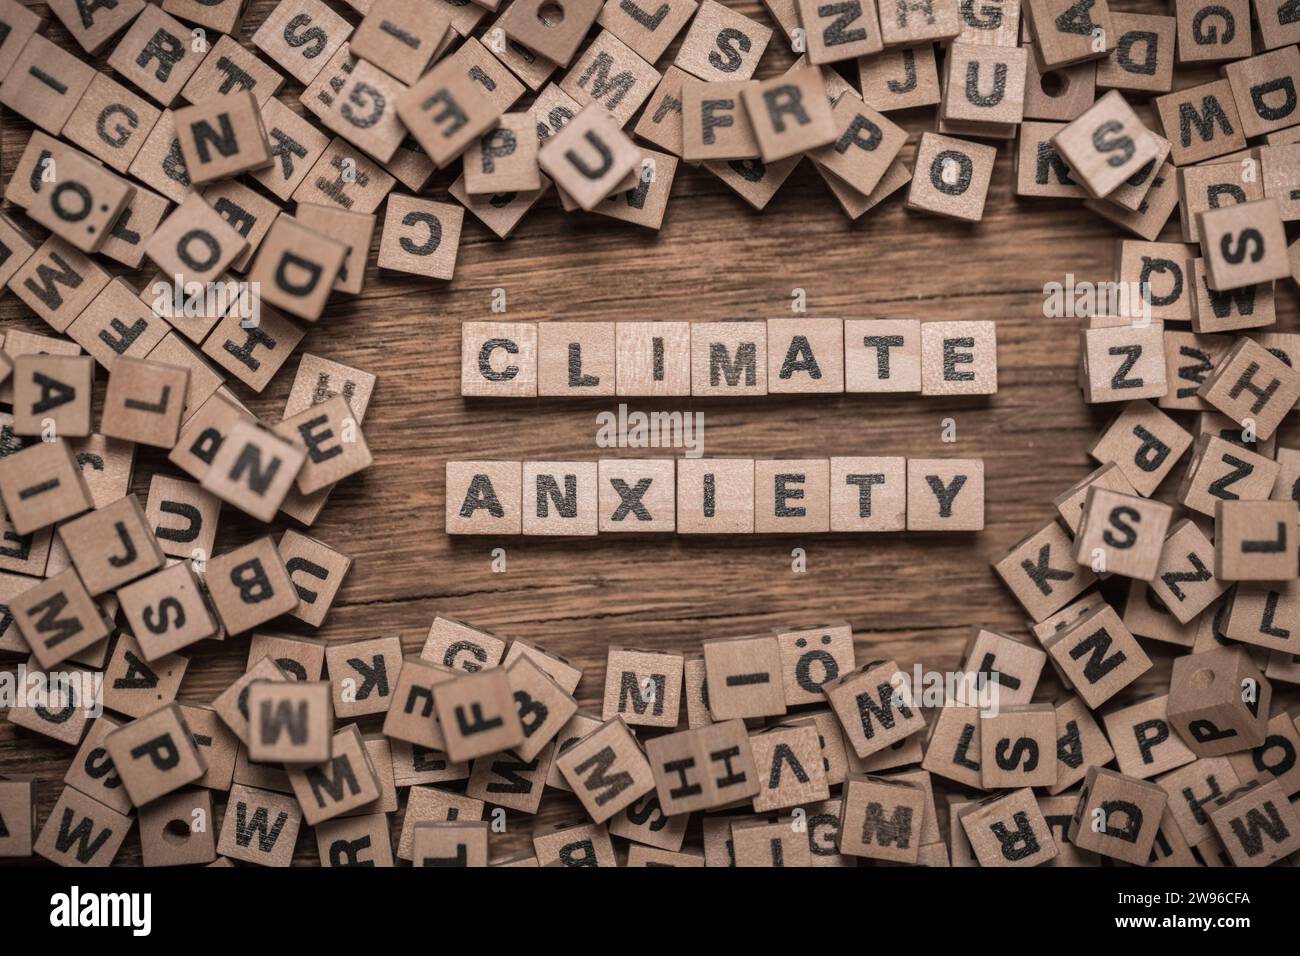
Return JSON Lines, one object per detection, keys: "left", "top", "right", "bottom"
{"left": 2, "top": 0, "right": 1298, "bottom": 865}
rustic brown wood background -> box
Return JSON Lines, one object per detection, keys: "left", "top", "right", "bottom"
{"left": 2, "top": 0, "right": 1297, "bottom": 865}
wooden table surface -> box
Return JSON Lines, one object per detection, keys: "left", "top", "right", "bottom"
{"left": 2, "top": 0, "right": 1297, "bottom": 865}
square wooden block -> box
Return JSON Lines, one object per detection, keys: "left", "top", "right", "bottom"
{"left": 1215, "top": 500, "right": 1298, "bottom": 581}
{"left": 507, "top": 655, "right": 578, "bottom": 759}
{"left": 906, "top": 132, "right": 996, "bottom": 221}
{"left": 412, "top": 821, "right": 490, "bottom": 867}
{"left": 201, "top": 419, "right": 306, "bottom": 522}
{"left": 108, "top": 6, "right": 207, "bottom": 107}
{"left": 859, "top": 45, "right": 941, "bottom": 112}
{"left": 291, "top": 136, "right": 397, "bottom": 214}
{"left": 445, "top": 460, "right": 522, "bottom": 534}
{"left": 766, "top": 318, "right": 844, "bottom": 393}
{"left": 753, "top": 459, "right": 830, "bottom": 533}
{"left": 0, "top": 778, "right": 36, "bottom": 858}
{"left": 828, "top": 456, "right": 906, "bottom": 532}
{"left": 68, "top": 279, "right": 170, "bottom": 369}
{"left": 599, "top": 0, "right": 697, "bottom": 63}
{"left": 1104, "top": 694, "right": 1195, "bottom": 779}
{"left": 202, "top": 302, "right": 305, "bottom": 395}
{"left": 920, "top": 320, "right": 997, "bottom": 395}
{"left": 615, "top": 321, "right": 691, "bottom": 396}
{"left": 1179, "top": 434, "right": 1278, "bottom": 518}
{"left": 0, "top": 440, "right": 93, "bottom": 536}
{"left": 1068, "top": 766, "right": 1167, "bottom": 864}
{"left": 1175, "top": 0, "right": 1251, "bottom": 64}
{"left": 676, "top": 458, "right": 754, "bottom": 533}
{"left": 205, "top": 537, "right": 300, "bottom": 636}
{"left": 681, "top": 79, "right": 760, "bottom": 162}
{"left": 216, "top": 784, "right": 302, "bottom": 866}
{"left": 1073, "top": 486, "right": 1172, "bottom": 580}
{"left": 1024, "top": 0, "right": 1113, "bottom": 68}
{"left": 382, "top": 657, "right": 454, "bottom": 749}
{"left": 325, "top": 635, "right": 405, "bottom": 719}
{"left": 287, "top": 724, "right": 382, "bottom": 825}
{"left": 284, "top": 353, "right": 378, "bottom": 423}
{"left": 701, "top": 633, "right": 785, "bottom": 719}
{"left": 138, "top": 789, "right": 216, "bottom": 867}
{"left": 1044, "top": 603, "right": 1152, "bottom": 708}
{"left": 979, "top": 704, "right": 1057, "bottom": 788}
{"left": 742, "top": 68, "right": 838, "bottom": 162}
{"left": 537, "top": 321, "right": 616, "bottom": 396}
{"left": 351, "top": 0, "right": 450, "bottom": 84}
{"left": 247, "top": 680, "right": 333, "bottom": 765}
{"left": 633, "top": 66, "right": 690, "bottom": 155}
{"left": 843, "top": 318, "right": 919, "bottom": 391}
{"left": 252, "top": 0, "right": 352, "bottom": 85}
{"left": 824, "top": 658, "right": 924, "bottom": 757}
{"left": 102, "top": 357, "right": 191, "bottom": 449}
{"left": 11, "top": 354, "right": 93, "bottom": 438}
{"left": 798, "top": 0, "right": 882, "bottom": 64}
{"left": 960, "top": 788, "right": 1058, "bottom": 866}
{"left": 274, "top": 394, "right": 372, "bottom": 496}
{"left": 173, "top": 92, "right": 270, "bottom": 184}
{"left": 313, "top": 55, "right": 411, "bottom": 164}
{"left": 1052, "top": 90, "right": 1160, "bottom": 199}
{"left": 1170, "top": 646, "right": 1270, "bottom": 757}
{"left": 117, "top": 561, "right": 218, "bottom": 660}
{"left": 810, "top": 96, "right": 907, "bottom": 197}
{"left": 943, "top": 43, "right": 1027, "bottom": 126}
{"left": 674, "top": 0, "right": 771, "bottom": 81}
{"left": 878, "top": 0, "right": 960, "bottom": 45}
{"left": 461, "top": 321, "right": 538, "bottom": 397}
{"left": 433, "top": 667, "right": 525, "bottom": 763}
{"left": 35, "top": 786, "right": 132, "bottom": 867}
{"left": 463, "top": 112, "right": 541, "bottom": 195}
{"left": 556, "top": 716, "right": 656, "bottom": 823}
{"left": 252, "top": 98, "right": 331, "bottom": 201}
{"left": 775, "top": 621, "right": 855, "bottom": 704}
{"left": 691, "top": 321, "right": 767, "bottom": 395}
{"left": 1197, "top": 337, "right": 1300, "bottom": 441}
{"left": 104, "top": 703, "right": 206, "bottom": 807}
{"left": 750, "top": 724, "right": 830, "bottom": 811}
{"left": 1089, "top": 399, "right": 1192, "bottom": 496}
{"left": 247, "top": 215, "right": 348, "bottom": 322}
{"left": 1210, "top": 777, "right": 1300, "bottom": 866}
{"left": 522, "top": 461, "right": 599, "bottom": 535}
{"left": 1155, "top": 80, "right": 1246, "bottom": 165}
{"left": 0, "top": 34, "right": 97, "bottom": 133}
{"left": 61, "top": 494, "right": 164, "bottom": 595}
{"left": 378, "top": 194, "right": 464, "bottom": 281}
{"left": 180, "top": 34, "right": 284, "bottom": 107}
{"left": 905, "top": 458, "right": 984, "bottom": 531}
{"left": 561, "top": 30, "right": 661, "bottom": 127}
{"left": 1197, "top": 199, "right": 1291, "bottom": 292}
{"left": 25, "top": 147, "right": 134, "bottom": 256}
{"left": 396, "top": 55, "right": 500, "bottom": 167}
{"left": 10, "top": 236, "right": 112, "bottom": 333}
{"left": 276, "top": 529, "right": 352, "bottom": 627}
{"left": 1096, "top": 13, "right": 1175, "bottom": 93}
{"left": 421, "top": 616, "right": 507, "bottom": 673}
{"left": 538, "top": 103, "right": 641, "bottom": 211}
{"left": 838, "top": 773, "right": 926, "bottom": 862}
{"left": 602, "top": 648, "right": 684, "bottom": 727}
{"left": 597, "top": 459, "right": 676, "bottom": 532}
{"left": 1081, "top": 322, "right": 1167, "bottom": 403}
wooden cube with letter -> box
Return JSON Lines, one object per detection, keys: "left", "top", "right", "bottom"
{"left": 1168, "top": 647, "right": 1270, "bottom": 756}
